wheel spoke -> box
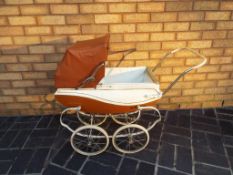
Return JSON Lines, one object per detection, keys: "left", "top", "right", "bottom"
{"left": 71, "top": 126, "right": 109, "bottom": 156}
{"left": 117, "top": 139, "right": 128, "bottom": 146}
{"left": 113, "top": 125, "right": 149, "bottom": 154}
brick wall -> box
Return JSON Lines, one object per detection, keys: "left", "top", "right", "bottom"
{"left": 0, "top": 0, "right": 233, "bottom": 116}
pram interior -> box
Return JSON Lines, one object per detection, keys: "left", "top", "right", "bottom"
{"left": 99, "top": 67, "right": 154, "bottom": 85}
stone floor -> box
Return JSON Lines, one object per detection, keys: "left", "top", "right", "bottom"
{"left": 0, "top": 107, "right": 233, "bottom": 175}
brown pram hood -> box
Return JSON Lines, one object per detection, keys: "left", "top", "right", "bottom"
{"left": 55, "top": 34, "right": 110, "bottom": 88}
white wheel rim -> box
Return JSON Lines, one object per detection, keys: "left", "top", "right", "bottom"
{"left": 71, "top": 125, "right": 109, "bottom": 156}
{"left": 112, "top": 124, "right": 149, "bottom": 154}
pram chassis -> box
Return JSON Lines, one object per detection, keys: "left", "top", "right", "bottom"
{"left": 58, "top": 47, "right": 207, "bottom": 156}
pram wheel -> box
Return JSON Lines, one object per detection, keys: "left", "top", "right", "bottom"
{"left": 71, "top": 125, "right": 109, "bottom": 156}
{"left": 112, "top": 124, "right": 149, "bottom": 154}
{"left": 111, "top": 110, "right": 140, "bottom": 125}
{"left": 77, "top": 112, "right": 107, "bottom": 126}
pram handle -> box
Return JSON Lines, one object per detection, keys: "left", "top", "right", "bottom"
{"left": 152, "top": 47, "right": 207, "bottom": 95}
{"left": 79, "top": 62, "right": 105, "bottom": 88}
{"left": 109, "top": 48, "right": 136, "bottom": 67}
{"left": 78, "top": 48, "right": 136, "bottom": 88}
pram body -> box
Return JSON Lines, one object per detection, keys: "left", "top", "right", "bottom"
{"left": 55, "top": 67, "right": 162, "bottom": 114}
{"left": 54, "top": 35, "right": 207, "bottom": 156}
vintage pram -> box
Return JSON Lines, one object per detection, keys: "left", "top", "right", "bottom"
{"left": 54, "top": 34, "right": 207, "bottom": 156}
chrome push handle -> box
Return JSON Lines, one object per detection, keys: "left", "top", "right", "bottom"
{"left": 109, "top": 48, "right": 136, "bottom": 67}
{"left": 152, "top": 48, "right": 207, "bottom": 95}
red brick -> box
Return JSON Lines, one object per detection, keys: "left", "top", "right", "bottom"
{"left": 35, "top": 0, "right": 62, "bottom": 3}
{"left": 195, "top": 80, "right": 217, "bottom": 88}
{"left": 183, "top": 89, "right": 204, "bottom": 96}
{"left": 12, "top": 80, "right": 35, "bottom": 87}
{"left": 20, "top": 5, "right": 49, "bottom": 15}
{"left": 2, "top": 89, "right": 25, "bottom": 95}
{"left": 29, "top": 45, "right": 55, "bottom": 54}
{"left": 0, "top": 81, "right": 11, "bottom": 88}
{"left": 162, "top": 41, "right": 186, "bottom": 49}
{"left": 126, "top": 51, "right": 149, "bottom": 60}
{"left": 44, "top": 54, "right": 63, "bottom": 62}
{"left": 13, "top": 36, "right": 40, "bottom": 45}
{"left": 137, "top": 23, "right": 162, "bottom": 32}
{"left": 0, "top": 37, "right": 13, "bottom": 45}
{"left": 207, "top": 73, "right": 229, "bottom": 80}
{"left": 213, "top": 40, "right": 233, "bottom": 47}
{"left": 184, "top": 74, "right": 206, "bottom": 81}
{"left": 166, "top": 2, "right": 192, "bottom": 11}
{"left": 164, "top": 22, "right": 189, "bottom": 31}
{"left": 178, "top": 12, "right": 204, "bottom": 21}
{"left": 109, "top": 60, "right": 135, "bottom": 67}
{"left": 194, "top": 1, "right": 219, "bottom": 10}
{"left": 188, "top": 40, "right": 212, "bottom": 48}
{"left": 138, "top": 2, "right": 165, "bottom": 12}
{"left": 28, "top": 88, "right": 51, "bottom": 95}
{"left": 67, "top": 15, "right": 94, "bottom": 24}
{"left": 220, "top": 65, "right": 233, "bottom": 72}
{"left": 36, "top": 79, "right": 54, "bottom": 86}
{"left": 206, "top": 12, "right": 231, "bottom": 20}
{"left": 136, "top": 60, "right": 159, "bottom": 67}
{"left": 16, "top": 96, "right": 41, "bottom": 102}
{"left": 170, "top": 96, "right": 193, "bottom": 103}
{"left": 41, "top": 36, "right": 68, "bottom": 44}
{"left": 197, "top": 65, "right": 219, "bottom": 73}
{"left": 69, "top": 34, "right": 94, "bottom": 43}
{"left": 9, "top": 16, "right": 36, "bottom": 25}
{"left": 210, "top": 57, "right": 232, "bottom": 64}
{"left": 5, "top": 0, "right": 33, "bottom": 4}
{"left": 54, "top": 26, "right": 80, "bottom": 34}
{"left": 0, "top": 56, "right": 17, "bottom": 63}
{"left": 205, "top": 87, "right": 226, "bottom": 94}
{"left": 151, "top": 12, "right": 177, "bottom": 22}
{"left": 0, "top": 17, "right": 7, "bottom": 25}
{"left": 136, "top": 42, "right": 161, "bottom": 51}
{"left": 0, "top": 27, "right": 24, "bottom": 36}
{"left": 221, "top": 2, "right": 233, "bottom": 10}
{"left": 6, "top": 64, "right": 32, "bottom": 72}
{"left": 22, "top": 72, "right": 47, "bottom": 79}
{"left": 109, "top": 3, "right": 136, "bottom": 13}
{"left": 0, "top": 73, "right": 22, "bottom": 80}
{"left": 82, "top": 25, "right": 108, "bottom": 34}
{"left": 217, "top": 21, "right": 233, "bottom": 30}
{"left": 218, "top": 80, "right": 233, "bottom": 86}
{"left": 191, "top": 22, "right": 215, "bottom": 30}
{"left": 193, "top": 95, "right": 214, "bottom": 102}
{"left": 151, "top": 32, "right": 175, "bottom": 41}
{"left": 18, "top": 55, "right": 44, "bottom": 63}
{"left": 25, "top": 26, "right": 51, "bottom": 35}
{"left": 177, "top": 32, "right": 201, "bottom": 40}
{"left": 38, "top": 16, "right": 65, "bottom": 25}
{"left": 201, "top": 48, "right": 223, "bottom": 57}
{"left": 33, "top": 63, "right": 57, "bottom": 71}
{"left": 0, "top": 6, "right": 19, "bottom": 15}
{"left": 123, "top": 14, "right": 149, "bottom": 23}
{"left": 0, "top": 97, "right": 14, "bottom": 103}
{"left": 80, "top": 4, "right": 107, "bottom": 13}
{"left": 5, "top": 103, "right": 30, "bottom": 110}
{"left": 110, "top": 24, "right": 135, "bottom": 33}
{"left": 95, "top": 14, "right": 121, "bottom": 24}
{"left": 50, "top": 4, "right": 78, "bottom": 14}
{"left": 202, "top": 31, "right": 227, "bottom": 39}
{"left": 124, "top": 33, "right": 149, "bottom": 42}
